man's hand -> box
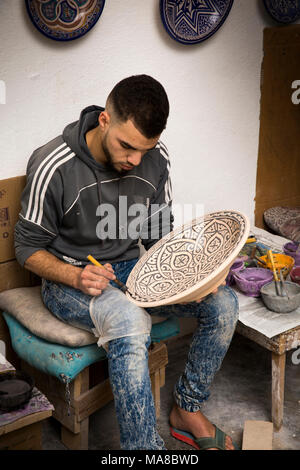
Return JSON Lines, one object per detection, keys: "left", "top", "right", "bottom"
{"left": 77, "top": 263, "right": 116, "bottom": 296}
{"left": 24, "top": 250, "right": 116, "bottom": 296}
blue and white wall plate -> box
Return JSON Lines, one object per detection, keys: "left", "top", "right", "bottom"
{"left": 160, "top": 0, "right": 234, "bottom": 45}
{"left": 25, "top": 0, "right": 105, "bottom": 41}
{"left": 263, "top": 0, "right": 300, "bottom": 24}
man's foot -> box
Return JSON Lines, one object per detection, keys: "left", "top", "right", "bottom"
{"left": 169, "top": 403, "right": 235, "bottom": 450}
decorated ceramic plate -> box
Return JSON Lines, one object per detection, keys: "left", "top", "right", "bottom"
{"left": 263, "top": 0, "right": 300, "bottom": 24}
{"left": 126, "top": 211, "right": 250, "bottom": 307}
{"left": 25, "top": 0, "right": 105, "bottom": 41}
{"left": 159, "top": 0, "right": 234, "bottom": 45}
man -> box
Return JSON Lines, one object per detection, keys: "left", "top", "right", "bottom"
{"left": 15, "top": 74, "right": 238, "bottom": 450}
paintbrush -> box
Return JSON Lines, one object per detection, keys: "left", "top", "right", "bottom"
{"left": 255, "top": 255, "right": 267, "bottom": 266}
{"left": 87, "top": 255, "right": 129, "bottom": 294}
{"left": 267, "top": 250, "right": 281, "bottom": 296}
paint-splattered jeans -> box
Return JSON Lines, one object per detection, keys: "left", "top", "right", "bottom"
{"left": 41, "top": 258, "right": 239, "bottom": 450}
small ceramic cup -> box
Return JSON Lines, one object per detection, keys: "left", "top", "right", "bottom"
{"left": 283, "top": 242, "right": 300, "bottom": 266}
{"left": 290, "top": 266, "right": 300, "bottom": 286}
{"left": 226, "top": 259, "right": 245, "bottom": 286}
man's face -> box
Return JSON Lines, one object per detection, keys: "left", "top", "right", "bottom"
{"left": 101, "top": 118, "right": 160, "bottom": 173}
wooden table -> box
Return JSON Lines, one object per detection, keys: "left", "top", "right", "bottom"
{"left": 236, "top": 321, "right": 300, "bottom": 431}
{"left": 0, "top": 354, "right": 53, "bottom": 450}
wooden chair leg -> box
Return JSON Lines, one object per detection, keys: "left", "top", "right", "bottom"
{"left": 61, "top": 417, "right": 89, "bottom": 450}
{"left": 271, "top": 352, "right": 286, "bottom": 431}
{"left": 159, "top": 367, "right": 165, "bottom": 387}
{"left": 61, "top": 368, "right": 90, "bottom": 450}
{"left": 151, "top": 370, "right": 161, "bottom": 418}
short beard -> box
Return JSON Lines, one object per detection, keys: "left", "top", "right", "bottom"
{"left": 102, "top": 136, "right": 127, "bottom": 174}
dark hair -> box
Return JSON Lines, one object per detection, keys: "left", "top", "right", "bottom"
{"left": 107, "top": 75, "right": 169, "bottom": 138}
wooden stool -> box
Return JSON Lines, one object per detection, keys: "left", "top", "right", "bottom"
{"left": 21, "top": 342, "right": 168, "bottom": 450}
{"left": 0, "top": 409, "right": 52, "bottom": 450}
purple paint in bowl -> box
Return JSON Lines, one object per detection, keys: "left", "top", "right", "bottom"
{"left": 226, "top": 259, "right": 245, "bottom": 286}
{"left": 233, "top": 267, "right": 274, "bottom": 297}
{"left": 283, "top": 242, "right": 300, "bottom": 266}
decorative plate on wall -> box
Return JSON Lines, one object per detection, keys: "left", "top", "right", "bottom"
{"left": 159, "top": 0, "right": 234, "bottom": 45}
{"left": 25, "top": 0, "right": 105, "bottom": 41}
{"left": 263, "top": 0, "right": 300, "bottom": 24}
{"left": 126, "top": 211, "right": 250, "bottom": 307}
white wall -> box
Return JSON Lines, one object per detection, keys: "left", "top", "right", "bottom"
{"left": 0, "top": 0, "right": 279, "bottom": 225}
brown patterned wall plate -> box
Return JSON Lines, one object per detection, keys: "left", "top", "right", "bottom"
{"left": 126, "top": 211, "right": 250, "bottom": 307}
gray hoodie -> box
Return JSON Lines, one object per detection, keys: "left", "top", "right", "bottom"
{"left": 14, "top": 106, "right": 173, "bottom": 267}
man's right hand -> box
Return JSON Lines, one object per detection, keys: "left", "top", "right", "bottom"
{"left": 24, "top": 250, "right": 116, "bottom": 296}
{"left": 77, "top": 263, "right": 116, "bottom": 296}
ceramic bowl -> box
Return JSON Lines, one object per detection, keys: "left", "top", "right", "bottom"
{"left": 290, "top": 267, "right": 300, "bottom": 286}
{"left": 233, "top": 268, "right": 273, "bottom": 297}
{"left": 0, "top": 370, "right": 34, "bottom": 411}
{"left": 126, "top": 211, "right": 250, "bottom": 307}
{"left": 257, "top": 253, "right": 295, "bottom": 278}
{"left": 260, "top": 281, "right": 300, "bottom": 313}
{"left": 225, "top": 259, "right": 245, "bottom": 286}
{"left": 283, "top": 242, "right": 300, "bottom": 266}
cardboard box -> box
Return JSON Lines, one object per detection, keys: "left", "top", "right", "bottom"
{"left": 242, "top": 420, "right": 273, "bottom": 450}
{"left": 0, "top": 259, "right": 33, "bottom": 293}
{"left": 0, "top": 259, "right": 40, "bottom": 365}
{"left": 0, "top": 175, "right": 26, "bottom": 263}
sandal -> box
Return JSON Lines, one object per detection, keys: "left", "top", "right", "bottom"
{"left": 170, "top": 425, "right": 239, "bottom": 450}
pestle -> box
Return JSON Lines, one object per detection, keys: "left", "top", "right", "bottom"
{"left": 268, "top": 250, "right": 280, "bottom": 296}
{"left": 279, "top": 270, "right": 289, "bottom": 298}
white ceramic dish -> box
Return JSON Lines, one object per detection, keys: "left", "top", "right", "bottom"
{"left": 126, "top": 211, "right": 250, "bottom": 307}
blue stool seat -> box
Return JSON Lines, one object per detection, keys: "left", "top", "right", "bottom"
{"left": 3, "top": 312, "right": 180, "bottom": 383}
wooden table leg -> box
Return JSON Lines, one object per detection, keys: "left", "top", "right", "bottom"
{"left": 271, "top": 352, "right": 286, "bottom": 431}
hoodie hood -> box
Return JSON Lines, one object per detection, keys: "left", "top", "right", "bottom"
{"left": 63, "top": 105, "right": 108, "bottom": 171}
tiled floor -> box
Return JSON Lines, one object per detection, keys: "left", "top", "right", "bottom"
{"left": 42, "top": 332, "right": 300, "bottom": 451}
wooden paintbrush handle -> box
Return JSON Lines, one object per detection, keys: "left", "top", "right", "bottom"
{"left": 268, "top": 250, "right": 279, "bottom": 282}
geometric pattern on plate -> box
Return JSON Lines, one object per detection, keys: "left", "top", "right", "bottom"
{"left": 126, "top": 211, "right": 249, "bottom": 306}
{"left": 160, "top": 0, "right": 234, "bottom": 45}
{"left": 25, "top": 0, "right": 105, "bottom": 41}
